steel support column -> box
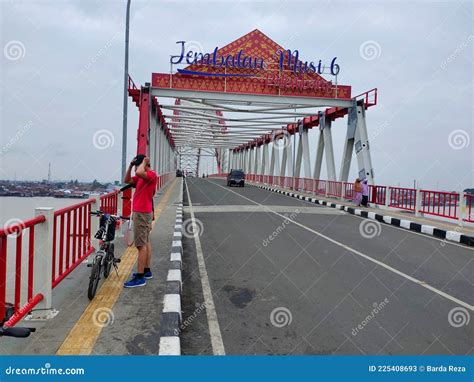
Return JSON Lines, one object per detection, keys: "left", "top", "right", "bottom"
{"left": 354, "top": 102, "right": 375, "bottom": 184}
{"left": 137, "top": 86, "right": 150, "bottom": 155}
{"left": 321, "top": 112, "right": 337, "bottom": 180}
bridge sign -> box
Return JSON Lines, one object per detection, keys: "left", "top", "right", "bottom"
{"left": 152, "top": 29, "right": 351, "bottom": 100}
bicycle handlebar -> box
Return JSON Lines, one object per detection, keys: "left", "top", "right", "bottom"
{"left": 119, "top": 184, "right": 135, "bottom": 192}
{"left": 90, "top": 211, "right": 130, "bottom": 220}
{"left": 0, "top": 326, "right": 36, "bottom": 338}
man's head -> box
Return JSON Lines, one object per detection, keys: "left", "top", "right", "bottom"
{"left": 132, "top": 154, "right": 150, "bottom": 168}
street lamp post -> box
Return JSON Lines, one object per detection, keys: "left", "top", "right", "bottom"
{"left": 121, "top": 0, "right": 132, "bottom": 182}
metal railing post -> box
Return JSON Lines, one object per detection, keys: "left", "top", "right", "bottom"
{"left": 385, "top": 186, "right": 391, "bottom": 208}
{"left": 459, "top": 192, "right": 466, "bottom": 224}
{"left": 325, "top": 181, "right": 329, "bottom": 197}
{"left": 117, "top": 189, "right": 123, "bottom": 217}
{"left": 90, "top": 193, "right": 101, "bottom": 252}
{"left": 28, "top": 207, "right": 58, "bottom": 320}
{"left": 415, "top": 188, "right": 422, "bottom": 217}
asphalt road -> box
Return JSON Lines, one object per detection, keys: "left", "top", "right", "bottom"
{"left": 181, "top": 177, "right": 473, "bottom": 355}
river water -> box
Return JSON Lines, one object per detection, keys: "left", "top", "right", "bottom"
{"left": 0, "top": 196, "right": 77, "bottom": 224}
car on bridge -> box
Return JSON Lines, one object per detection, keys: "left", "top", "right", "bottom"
{"left": 227, "top": 169, "right": 245, "bottom": 187}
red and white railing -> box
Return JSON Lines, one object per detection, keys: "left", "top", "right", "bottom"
{"left": 51, "top": 199, "right": 95, "bottom": 289}
{"left": 0, "top": 172, "right": 177, "bottom": 327}
{"left": 0, "top": 216, "right": 46, "bottom": 326}
{"left": 210, "top": 173, "right": 473, "bottom": 223}
{"left": 158, "top": 172, "right": 174, "bottom": 191}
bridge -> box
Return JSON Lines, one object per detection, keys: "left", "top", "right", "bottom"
{"left": 1, "top": 30, "right": 472, "bottom": 357}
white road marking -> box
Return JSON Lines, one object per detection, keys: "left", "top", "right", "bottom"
{"left": 185, "top": 179, "right": 226, "bottom": 355}
{"left": 251, "top": 182, "right": 473, "bottom": 251}
{"left": 208, "top": 179, "right": 474, "bottom": 311}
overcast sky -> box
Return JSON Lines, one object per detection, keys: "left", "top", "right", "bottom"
{"left": 0, "top": 0, "right": 472, "bottom": 190}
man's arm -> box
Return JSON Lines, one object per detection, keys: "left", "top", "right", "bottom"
{"left": 123, "top": 162, "right": 135, "bottom": 184}
{"left": 135, "top": 157, "right": 150, "bottom": 179}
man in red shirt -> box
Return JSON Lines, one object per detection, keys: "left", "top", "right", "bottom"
{"left": 123, "top": 154, "right": 158, "bottom": 288}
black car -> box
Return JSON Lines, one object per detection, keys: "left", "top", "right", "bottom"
{"left": 227, "top": 169, "right": 245, "bottom": 187}
{"left": 176, "top": 169, "right": 183, "bottom": 177}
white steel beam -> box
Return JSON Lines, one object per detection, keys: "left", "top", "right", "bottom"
{"left": 152, "top": 88, "right": 354, "bottom": 108}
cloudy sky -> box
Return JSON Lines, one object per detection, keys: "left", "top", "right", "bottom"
{"left": 0, "top": 0, "right": 472, "bottom": 190}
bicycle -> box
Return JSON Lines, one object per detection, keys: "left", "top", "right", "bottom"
{"left": 87, "top": 211, "right": 129, "bottom": 300}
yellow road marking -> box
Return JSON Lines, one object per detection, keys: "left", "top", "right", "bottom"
{"left": 56, "top": 179, "right": 177, "bottom": 355}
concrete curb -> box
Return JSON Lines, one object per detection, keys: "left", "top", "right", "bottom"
{"left": 249, "top": 183, "right": 474, "bottom": 247}
{"left": 159, "top": 178, "right": 184, "bottom": 355}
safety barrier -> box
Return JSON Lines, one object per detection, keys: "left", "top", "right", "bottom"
{"left": 100, "top": 190, "right": 119, "bottom": 215}
{"left": 465, "top": 194, "right": 474, "bottom": 223}
{"left": 0, "top": 216, "right": 46, "bottom": 325}
{"left": 0, "top": 171, "right": 176, "bottom": 326}
{"left": 210, "top": 173, "right": 472, "bottom": 222}
{"left": 158, "top": 172, "right": 173, "bottom": 190}
{"left": 389, "top": 187, "right": 416, "bottom": 211}
{"left": 420, "top": 190, "right": 459, "bottom": 220}
{"left": 370, "top": 185, "right": 387, "bottom": 205}
{"left": 52, "top": 199, "right": 95, "bottom": 289}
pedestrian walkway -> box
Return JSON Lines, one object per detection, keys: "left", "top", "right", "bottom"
{"left": 1, "top": 178, "right": 182, "bottom": 355}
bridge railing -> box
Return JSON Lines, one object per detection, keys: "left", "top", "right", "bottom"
{"left": 419, "top": 190, "right": 459, "bottom": 220}
{"left": 465, "top": 194, "right": 474, "bottom": 223}
{"left": 228, "top": 173, "right": 472, "bottom": 223}
{"left": 0, "top": 171, "right": 178, "bottom": 327}
{"left": 0, "top": 216, "right": 46, "bottom": 326}
{"left": 389, "top": 187, "right": 416, "bottom": 211}
{"left": 51, "top": 199, "right": 95, "bottom": 289}
{"left": 100, "top": 190, "right": 119, "bottom": 214}
{"left": 158, "top": 172, "right": 173, "bottom": 190}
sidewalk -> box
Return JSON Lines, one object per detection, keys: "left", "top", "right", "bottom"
{"left": 2, "top": 178, "right": 182, "bottom": 355}
{"left": 248, "top": 182, "right": 474, "bottom": 247}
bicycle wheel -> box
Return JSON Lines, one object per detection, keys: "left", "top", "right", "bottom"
{"left": 103, "top": 243, "right": 114, "bottom": 279}
{"left": 125, "top": 217, "right": 134, "bottom": 246}
{"left": 87, "top": 255, "right": 102, "bottom": 300}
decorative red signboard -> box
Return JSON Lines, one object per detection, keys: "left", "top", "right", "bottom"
{"left": 152, "top": 29, "right": 351, "bottom": 100}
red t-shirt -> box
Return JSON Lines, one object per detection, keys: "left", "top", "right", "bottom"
{"left": 131, "top": 170, "right": 158, "bottom": 213}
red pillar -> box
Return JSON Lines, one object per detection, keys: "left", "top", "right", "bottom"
{"left": 136, "top": 86, "right": 150, "bottom": 155}
{"left": 122, "top": 188, "right": 132, "bottom": 218}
